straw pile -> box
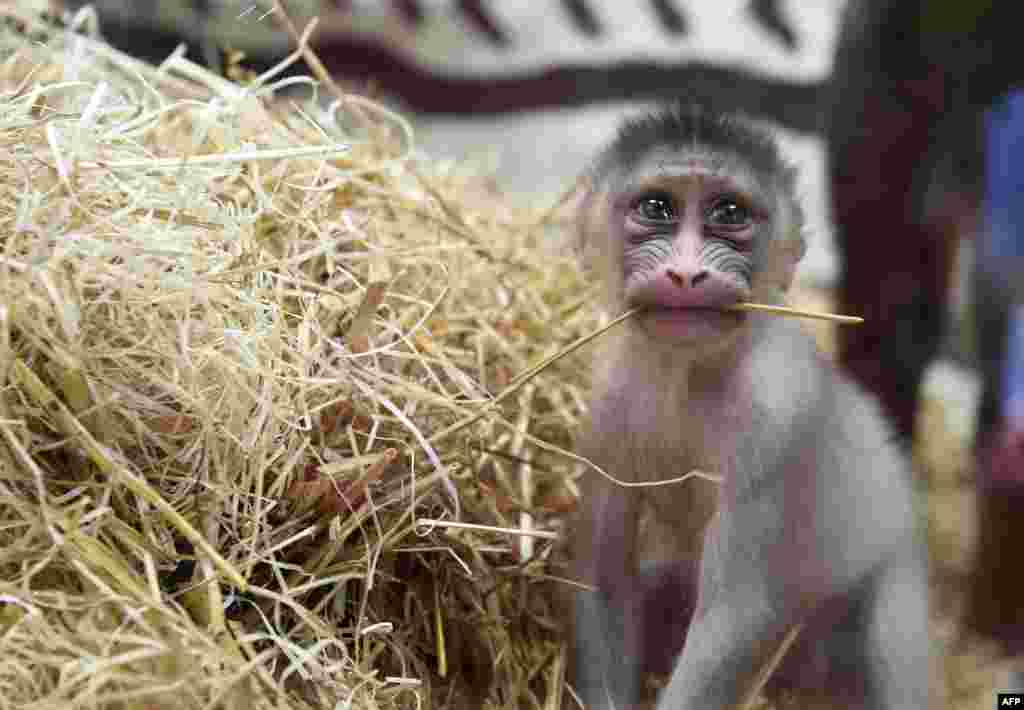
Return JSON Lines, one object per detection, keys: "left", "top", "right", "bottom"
{"left": 0, "top": 5, "right": 601, "bottom": 708}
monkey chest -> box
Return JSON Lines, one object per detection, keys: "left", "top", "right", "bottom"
{"left": 627, "top": 410, "right": 782, "bottom": 534}
{"left": 629, "top": 432, "right": 727, "bottom": 541}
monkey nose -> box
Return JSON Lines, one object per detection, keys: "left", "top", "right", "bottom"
{"left": 666, "top": 268, "right": 710, "bottom": 289}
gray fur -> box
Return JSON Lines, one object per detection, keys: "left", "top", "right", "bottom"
{"left": 569, "top": 105, "right": 930, "bottom": 710}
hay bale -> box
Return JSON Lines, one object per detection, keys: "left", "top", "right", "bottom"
{"left": 0, "top": 6, "right": 596, "bottom": 708}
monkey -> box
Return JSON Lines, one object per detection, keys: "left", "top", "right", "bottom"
{"left": 567, "top": 102, "right": 931, "bottom": 710}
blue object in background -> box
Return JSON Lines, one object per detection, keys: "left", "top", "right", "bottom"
{"left": 981, "top": 91, "right": 1024, "bottom": 418}
{"left": 1005, "top": 306, "right": 1024, "bottom": 419}
{"left": 981, "top": 90, "right": 1024, "bottom": 282}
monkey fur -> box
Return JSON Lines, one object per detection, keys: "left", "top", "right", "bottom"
{"left": 568, "top": 103, "right": 930, "bottom": 710}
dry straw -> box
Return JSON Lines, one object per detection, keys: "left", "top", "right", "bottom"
{"left": 0, "top": 4, "right": 604, "bottom": 708}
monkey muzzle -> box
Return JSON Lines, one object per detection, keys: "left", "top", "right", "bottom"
{"left": 626, "top": 270, "right": 749, "bottom": 341}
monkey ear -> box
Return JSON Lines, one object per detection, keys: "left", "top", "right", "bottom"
{"left": 568, "top": 175, "right": 593, "bottom": 210}
{"left": 787, "top": 224, "right": 808, "bottom": 262}
{"left": 571, "top": 178, "right": 601, "bottom": 264}
{"left": 567, "top": 177, "right": 594, "bottom": 253}
{"left": 764, "top": 230, "right": 807, "bottom": 293}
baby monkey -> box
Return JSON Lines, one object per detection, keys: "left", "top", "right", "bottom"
{"left": 569, "top": 104, "right": 930, "bottom": 709}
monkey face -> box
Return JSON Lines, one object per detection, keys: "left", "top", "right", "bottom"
{"left": 611, "top": 164, "right": 765, "bottom": 346}
{"left": 578, "top": 104, "right": 806, "bottom": 353}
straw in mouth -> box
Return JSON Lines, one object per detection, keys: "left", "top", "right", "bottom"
{"left": 723, "top": 302, "right": 864, "bottom": 325}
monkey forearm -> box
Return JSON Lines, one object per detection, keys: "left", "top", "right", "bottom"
{"left": 569, "top": 471, "right": 644, "bottom": 708}
{"left": 572, "top": 593, "right": 623, "bottom": 710}
{"left": 655, "top": 510, "right": 807, "bottom": 709}
{"left": 658, "top": 587, "right": 797, "bottom": 709}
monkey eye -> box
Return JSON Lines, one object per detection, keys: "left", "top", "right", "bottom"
{"left": 706, "top": 198, "right": 752, "bottom": 228}
{"left": 631, "top": 193, "right": 677, "bottom": 223}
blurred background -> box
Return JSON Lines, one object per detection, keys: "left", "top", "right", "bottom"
{"left": 52, "top": 0, "right": 842, "bottom": 281}
{"left": 38, "top": 0, "right": 1024, "bottom": 704}
{"left": 47, "top": 0, "right": 989, "bottom": 426}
